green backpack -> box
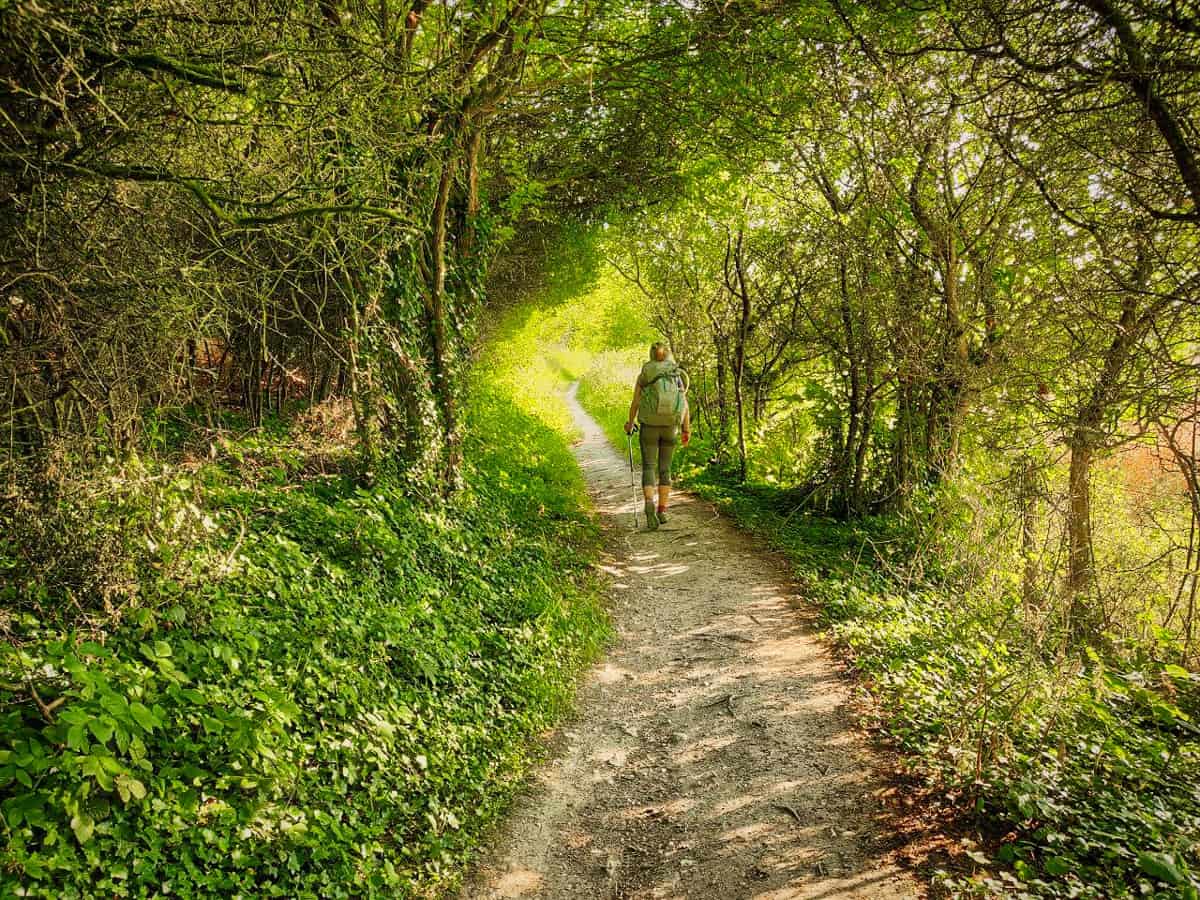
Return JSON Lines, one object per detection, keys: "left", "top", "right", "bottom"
{"left": 638, "top": 360, "right": 688, "bottom": 427}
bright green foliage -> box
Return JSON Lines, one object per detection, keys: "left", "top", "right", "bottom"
{"left": 491, "top": 254, "right": 654, "bottom": 451}
{"left": 577, "top": 351, "right": 645, "bottom": 448}
{"left": 519, "top": 260, "right": 662, "bottom": 448}
{"left": 0, "top": 307, "right": 608, "bottom": 897}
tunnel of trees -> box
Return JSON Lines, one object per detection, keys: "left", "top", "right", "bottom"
{"left": 2, "top": 0, "right": 1199, "bottom": 897}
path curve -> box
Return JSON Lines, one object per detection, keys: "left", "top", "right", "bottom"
{"left": 460, "top": 384, "right": 920, "bottom": 900}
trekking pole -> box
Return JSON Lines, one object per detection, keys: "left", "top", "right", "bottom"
{"left": 626, "top": 424, "right": 639, "bottom": 529}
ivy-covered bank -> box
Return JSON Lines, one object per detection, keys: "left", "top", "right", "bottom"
{"left": 0, "top": 307, "right": 608, "bottom": 898}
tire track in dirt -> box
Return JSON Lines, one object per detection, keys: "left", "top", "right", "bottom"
{"left": 460, "top": 383, "right": 920, "bottom": 900}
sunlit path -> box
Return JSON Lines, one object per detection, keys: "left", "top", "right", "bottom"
{"left": 462, "top": 384, "right": 919, "bottom": 900}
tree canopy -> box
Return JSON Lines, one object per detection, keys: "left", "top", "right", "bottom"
{"left": 3, "top": 0, "right": 1200, "bottom": 895}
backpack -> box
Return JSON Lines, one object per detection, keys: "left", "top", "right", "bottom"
{"left": 638, "top": 361, "right": 688, "bottom": 427}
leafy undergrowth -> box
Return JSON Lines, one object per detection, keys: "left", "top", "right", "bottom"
{"left": 671, "top": 463, "right": 1200, "bottom": 900}
{"left": 0, "top": 312, "right": 608, "bottom": 897}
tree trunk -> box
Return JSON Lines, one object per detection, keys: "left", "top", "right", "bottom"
{"left": 852, "top": 394, "right": 873, "bottom": 515}
{"left": 733, "top": 290, "right": 750, "bottom": 483}
{"left": 1160, "top": 405, "right": 1200, "bottom": 661}
{"left": 732, "top": 354, "right": 747, "bottom": 482}
{"left": 752, "top": 377, "right": 767, "bottom": 421}
{"left": 890, "top": 377, "right": 919, "bottom": 504}
{"left": 427, "top": 154, "right": 460, "bottom": 492}
{"left": 1018, "top": 459, "right": 1040, "bottom": 613}
{"left": 460, "top": 126, "right": 483, "bottom": 258}
{"left": 346, "top": 299, "right": 378, "bottom": 472}
{"left": 711, "top": 328, "right": 731, "bottom": 466}
{"left": 1062, "top": 244, "right": 1149, "bottom": 636}
{"left": 1066, "top": 434, "right": 1095, "bottom": 633}
{"left": 837, "top": 255, "right": 861, "bottom": 515}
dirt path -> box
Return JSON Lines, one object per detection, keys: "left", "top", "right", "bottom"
{"left": 460, "top": 384, "right": 920, "bottom": 900}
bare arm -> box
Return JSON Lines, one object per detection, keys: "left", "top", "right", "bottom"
{"left": 625, "top": 382, "right": 641, "bottom": 433}
{"left": 681, "top": 399, "right": 691, "bottom": 444}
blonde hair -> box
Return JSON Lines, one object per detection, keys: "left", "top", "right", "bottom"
{"left": 649, "top": 342, "right": 670, "bottom": 362}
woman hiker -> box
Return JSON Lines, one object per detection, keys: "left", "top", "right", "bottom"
{"left": 624, "top": 342, "right": 691, "bottom": 531}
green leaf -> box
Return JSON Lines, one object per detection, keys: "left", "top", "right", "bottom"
{"left": 115, "top": 774, "right": 147, "bottom": 804}
{"left": 100, "top": 754, "right": 123, "bottom": 774}
{"left": 129, "top": 702, "right": 161, "bottom": 733}
{"left": 81, "top": 754, "right": 115, "bottom": 791}
{"left": 88, "top": 718, "right": 115, "bottom": 745}
{"left": 58, "top": 706, "right": 89, "bottom": 726}
{"left": 100, "top": 693, "right": 129, "bottom": 718}
{"left": 70, "top": 813, "right": 95, "bottom": 845}
{"left": 1139, "top": 851, "right": 1189, "bottom": 886}
{"left": 1043, "top": 856, "right": 1073, "bottom": 876}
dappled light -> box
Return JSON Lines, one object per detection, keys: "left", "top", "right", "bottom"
{"left": 3, "top": 0, "right": 1198, "bottom": 896}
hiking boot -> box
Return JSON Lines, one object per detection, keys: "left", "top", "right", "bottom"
{"left": 643, "top": 500, "right": 659, "bottom": 530}
{"left": 656, "top": 506, "right": 668, "bottom": 524}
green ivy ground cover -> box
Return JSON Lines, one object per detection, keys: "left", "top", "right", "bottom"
{"left": 0, "top": 312, "right": 609, "bottom": 897}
